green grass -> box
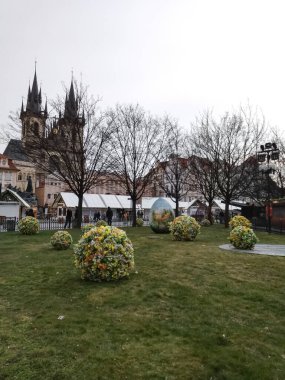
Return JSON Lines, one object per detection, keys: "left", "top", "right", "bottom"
{"left": 0, "top": 226, "right": 285, "bottom": 380}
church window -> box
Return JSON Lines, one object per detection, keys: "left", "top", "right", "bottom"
{"left": 33, "top": 122, "right": 39, "bottom": 136}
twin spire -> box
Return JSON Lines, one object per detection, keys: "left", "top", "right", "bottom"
{"left": 21, "top": 65, "right": 84, "bottom": 124}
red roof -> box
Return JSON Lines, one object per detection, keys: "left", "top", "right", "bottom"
{"left": 0, "top": 154, "right": 19, "bottom": 171}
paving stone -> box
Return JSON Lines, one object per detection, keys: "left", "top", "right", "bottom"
{"left": 219, "top": 244, "right": 285, "bottom": 257}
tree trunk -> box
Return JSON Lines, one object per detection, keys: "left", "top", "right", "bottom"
{"left": 207, "top": 201, "right": 214, "bottom": 224}
{"left": 224, "top": 201, "right": 230, "bottom": 228}
{"left": 76, "top": 194, "right": 83, "bottom": 228}
{"left": 132, "top": 198, "right": 137, "bottom": 227}
{"left": 175, "top": 198, "right": 179, "bottom": 217}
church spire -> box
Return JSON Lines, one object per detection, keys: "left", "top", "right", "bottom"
{"left": 64, "top": 79, "right": 78, "bottom": 120}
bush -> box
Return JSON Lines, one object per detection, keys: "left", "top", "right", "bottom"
{"left": 81, "top": 223, "right": 95, "bottom": 235}
{"left": 200, "top": 219, "right": 211, "bottom": 227}
{"left": 229, "top": 226, "right": 258, "bottom": 250}
{"left": 96, "top": 220, "right": 108, "bottom": 227}
{"left": 73, "top": 226, "right": 135, "bottom": 282}
{"left": 229, "top": 215, "right": 252, "bottom": 229}
{"left": 136, "top": 218, "right": 144, "bottom": 227}
{"left": 18, "top": 216, "right": 39, "bottom": 235}
{"left": 169, "top": 216, "right": 201, "bottom": 241}
{"left": 50, "top": 231, "right": 73, "bottom": 250}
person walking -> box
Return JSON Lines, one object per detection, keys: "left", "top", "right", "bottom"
{"left": 64, "top": 208, "right": 73, "bottom": 229}
{"left": 106, "top": 207, "right": 113, "bottom": 226}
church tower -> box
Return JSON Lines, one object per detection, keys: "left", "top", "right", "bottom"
{"left": 51, "top": 79, "right": 85, "bottom": 149}
{"left": 20, "top": 66, "right": 48, "bottom": 146}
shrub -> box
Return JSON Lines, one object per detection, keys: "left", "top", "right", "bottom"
{"left": 81, "top": 223, "right": 95, "bottom": 235}
{"left": 73, "top": 226, "right": 135, "bottom": 282}
{"left": 229, "top": 226, "right": 258, "bottom": 250}
{"left": 18, "top": 216, "right": 39, "bottom": 235}
{"left": 96, "top": 220, "right": 108, "bottom": 227}
{"left": 200, "top": 219, "right": 211, "bottom": 227}
{"left": 136, "top": 218, "right": 144, "bottom": 227}
{"left": 50, "top": 231, "right": 73, "bottom": 250}
{"left": 229, "top": 215, "right": 252, "bottom": 229}
{"left": 150, "top": 210, "right": 174, "bottom": 233}
{"left": 169, "top": 215, "right": 201, "bottom": 241}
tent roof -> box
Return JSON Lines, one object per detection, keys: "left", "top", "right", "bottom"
{"left": 6, "top": 189, "right": 30, "bottom": 208}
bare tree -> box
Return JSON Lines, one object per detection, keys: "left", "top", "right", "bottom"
{"left": 153, "top": 118, "right": 193, "bottom": 216}
{"left": 191, "top": 107, "right": 265, "bottom": 227}
{"left": 24, "top": 80, "right": 111, "bottom": 227}
{"left": 107, "top": 104, "right": 168, "bottom": 226}
{"left": 189, "top": 111, "right": 219, "bottom": 223}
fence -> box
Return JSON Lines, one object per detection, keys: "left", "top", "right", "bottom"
{"left": 0, "top": 216, "right": 148, "bottom": 232}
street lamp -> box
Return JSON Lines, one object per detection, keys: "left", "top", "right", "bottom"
{"left": 257, "top": 142, "right": 280, "bottom": 233}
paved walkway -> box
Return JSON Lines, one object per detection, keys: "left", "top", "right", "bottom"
{"left": 219, "top": 244, "right": 285, "bottom": 257}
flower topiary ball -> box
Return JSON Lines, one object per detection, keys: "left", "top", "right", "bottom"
{"left": 96, "top": 220, "right": 108, "bottom": 227}
{"left": 81, "top": 224, "right": 95, "bottom": 235}
{"left": 229, "top": 215, "right": 252, "bottom": 229}
{"left": 200, "top": 219, "right": 211, "bottom": 227}
{"left": 229, "top": 226, "right": 258, "bottom": 250}
{"left": 136, "top": 218, "right": 144, "bottom": 227}
{"left": 18, "top": 216, "right": 39, "bottom": 235}
{"left": 169, "top": 215, "right": 201, "bottom": 241}
{"left": 73, "top": 226, "right": 135, "bottom": 282}
{"left": 51, "top": 231, "right": 73, "bottom": 250}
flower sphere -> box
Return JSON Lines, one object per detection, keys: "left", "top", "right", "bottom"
{"left": 73, "top": 226, "right": 135, "bottom": 282}
{"left": 169, "top": 215, "right": 201, "bottom": 241}
{"left": 18, "top": 216, "right": 39, "bottom": 235}
{"left": 50, "top": 231, "right": 73, "bottom": 250}
{"left": 150, "top": 198, "right": 174, "bottom": 233}
{"left": 229, "top": 215, "right": 252, "bottom": 229}
{"left": 229, "top": 226, "right": 258, "bottom": 250}
{"left": 81, "top": 224, "right": 95, "bottom": 235}
{"left": 96, "top": 220, "right": 108, "bottom": 227}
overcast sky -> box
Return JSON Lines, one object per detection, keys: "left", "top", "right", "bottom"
{"left": 1, "top": 0, "right": 285, "bottom": 153}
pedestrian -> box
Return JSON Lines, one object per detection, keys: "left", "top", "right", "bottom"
{"left": 26, "top": 208, "right": 34, "bottom": 217}
{"left": 64, "top": 208, "right": 72, "bottom": 229}
{"left": 106, "top": 207, "right": 113, "bottom": 226}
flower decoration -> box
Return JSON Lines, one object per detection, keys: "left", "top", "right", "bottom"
{"left": 18, "top": 216, "right": 39, "bottom": 235}
{"left": 200, "top": 219, "right": 211, "bottom": 227}
{"left": 136, "top": 218, "right": 144, "bottom": 227}
{"left": 150, "top": 209, "right": 174, "bottom": 233}
{"left": 169, "top": 215, "right": 201, "bottom": 241}
{"left": 81, "top": 224, "right": 95, "bottom": 235}
{"left": 229, "top": 215, "right": 252, "bottom": 229}
{"left": 229, "top": 226, "right": 258, "bottom": 250}
{"left": 96, "top": 220, "right": 108, "bottom": 227}
{"left": 50, "top": 231, "right": 73, "bottom": 250}
{"left": 73, "top": 226, "right": 135, "bottom": 282}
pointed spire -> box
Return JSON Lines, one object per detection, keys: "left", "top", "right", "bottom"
{"left": 39, "top": 88, "right": 42, "bottom": 104}
{"left": 64, "top": 79, "right": 77, "bottom": 120}
{"left": 44, "top": 98, "right": 48, "bottom": 118}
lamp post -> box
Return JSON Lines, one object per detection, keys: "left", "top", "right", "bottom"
{"left": 257, "top": 142, "right": 279, "bottom": 233}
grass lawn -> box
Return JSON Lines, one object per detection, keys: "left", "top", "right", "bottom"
{"left": 0, "top": 225, "right": 285, "bottom": 380}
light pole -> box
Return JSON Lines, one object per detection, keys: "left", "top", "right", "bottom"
{"left": 257, "top": 142, "right": 279, "bottom": 233}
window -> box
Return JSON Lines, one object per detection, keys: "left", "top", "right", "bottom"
{"left": 18, "top": 173, "right": 22, "bottom": 181}
{"left": 47, "top": 194, "right": 51, "bottom": 199}
{"left": 5, "top": 172, "right": 12, "bottom": 181}
{"left": 2, "top": 160, "right": 6, "bottom": 165}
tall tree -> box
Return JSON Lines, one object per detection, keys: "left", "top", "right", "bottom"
{"left": 107, "top": 104, "right": 167, "bottom": 226}
{"left": 154, "top": 118, "right": 193, "bottom": 216}
{"left": 189, "top": 112, "right": 219, "bottom": 223}
{"left": 191, "top": 107, "right": 265, "bottom": 227}
{"left": 24, "top": 80, "right": 111, "bottom": 227}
